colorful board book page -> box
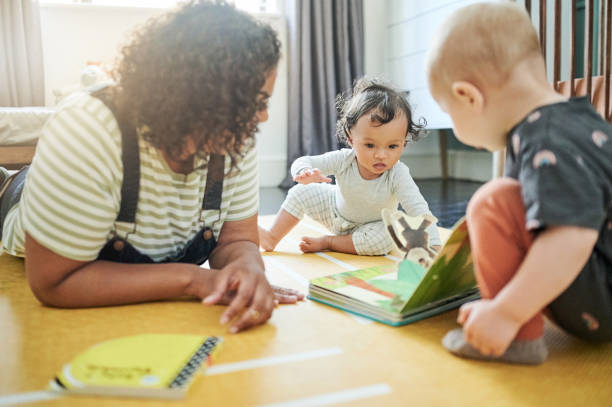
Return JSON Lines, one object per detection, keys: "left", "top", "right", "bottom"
{"left": 49, "top": 334, "right": 222, "bottom": 399}
{"left": 308, "top": 217, "right": 479, "bottom": 326}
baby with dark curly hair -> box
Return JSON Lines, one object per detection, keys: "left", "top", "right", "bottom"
{"left": 0, "top": 0, "right": 303, "bottom": 334}
{"left": 259, "top": 77, "right": 441, "bottom": 256}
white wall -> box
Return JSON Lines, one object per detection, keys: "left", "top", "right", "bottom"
{"left": 379, "top": 0, "right": 576, "bottom": 181}
{"left": 514, "top": 0, "right": 573, "bottom": 82}
{"left": 39, "top": 3, "right": 288, "bottom": 187}
{"left": 363, "top": 0, "right": 387, "bottom": 78}
{"left": 380, "top": 0, "right": 493, "bottom": 181}
{"left": 255, "top": 15, "right": 288, "bottom": 188}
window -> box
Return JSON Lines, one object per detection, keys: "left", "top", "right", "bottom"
{"left": 39, "top": 0, "right": 278, "bottom": 14}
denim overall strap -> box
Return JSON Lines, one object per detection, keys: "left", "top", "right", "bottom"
{"left": 0, "top": 90, "right": 139, "bottom": 241}
{"left": 92, "top": 90, "right": 148, "bottom": 263}
{"left": 171, "top": 154, "right": 225, "bottom": 264}
{"left": 93, "top": 91, "right": 225, "bottom": 264}
{"left": 203, "top": 154, "right": 225, "bottom": 210}
{"left": 91, "top": 90, "right": 139, "bottom": 223}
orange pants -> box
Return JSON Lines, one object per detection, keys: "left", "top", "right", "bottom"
{"left": 466, "top": 178, "right": 543, "bottom": 340}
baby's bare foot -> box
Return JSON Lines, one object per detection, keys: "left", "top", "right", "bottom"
{"left": 258, "top": 226, "right": 279, "bottom": 251}
{"left": 299, "top": 236, "right": 329, "bottom": 253}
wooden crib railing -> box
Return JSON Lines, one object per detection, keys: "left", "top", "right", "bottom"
{"left": 495, "top": 0, "right": 612, "bottom": 177}
{"left": 528, "top": 0, "right": 612, "bottom": 116}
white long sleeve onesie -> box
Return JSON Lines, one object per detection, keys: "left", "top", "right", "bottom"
{"left": 282, "top": 149, "right": 441, "bottom": 255}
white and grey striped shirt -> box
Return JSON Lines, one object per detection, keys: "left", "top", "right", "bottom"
{"left": 2, "top": 92, "right": 259, "bottom": 262}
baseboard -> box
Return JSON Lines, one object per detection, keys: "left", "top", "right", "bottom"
{"left": 400, "top": 153, "right": 443, "bottom": 178}
{"left": 401, "top": 151, "right": 493, "bottom": 182}
{"left": 447, "top": 150, "right": 493, "bottom": 182}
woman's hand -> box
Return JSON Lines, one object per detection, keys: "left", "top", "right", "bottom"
{"left": 457, "top": 299, "right": 522, "bottom": 356}
{"left": 188, "top": 265, "right": 275, "bottom": 333}
{"left": 293, "top": 168, "right": 332, "bottom": 184}
{"left": 199, "top": 214, "right": 305, "bottom": 332}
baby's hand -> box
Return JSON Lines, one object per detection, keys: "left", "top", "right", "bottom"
{"left": 271, "top": 285, "right": 305, "bottom": 303}
{"left": 293, "top": 168, "right": 332, "bottom": 184}
{"left": 458, "top": 300, "right": 521, "bottom": 357}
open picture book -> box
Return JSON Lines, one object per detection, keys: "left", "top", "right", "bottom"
{"left": 308, "top": 210, "right": 479, "bottom": 326}
{"left": 49, "top": 334, "right": 222, "bottom": 399}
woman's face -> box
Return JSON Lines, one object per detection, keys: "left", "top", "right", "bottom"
{"left": 255, "top": 68, "right": 278, "bottom": 124}
{"left": 176, "top": 68, "right": 278, "bottom": 162}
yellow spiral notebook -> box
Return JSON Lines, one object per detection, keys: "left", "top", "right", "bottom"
{"left": 49, "top": 334, "right": 222, "bottom": 399}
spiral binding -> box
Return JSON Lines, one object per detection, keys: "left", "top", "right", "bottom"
{"left": 169, "top": 337, "right": 220, "bottom": 388}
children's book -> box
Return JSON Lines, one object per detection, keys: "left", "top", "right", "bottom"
{"left": 308, "top": 211, "right": 479, "bottom": 326}
{"left": 49, "top": 334, "right": 222, "bottom": 399}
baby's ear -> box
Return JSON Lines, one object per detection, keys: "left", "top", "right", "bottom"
{"left": 451, "top": 81, "right": 484, "bottom": 113}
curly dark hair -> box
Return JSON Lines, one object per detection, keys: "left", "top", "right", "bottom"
{"left": 112, "top": 0, "right": 280, "bottom": 169}
{"left": 336, "top": 77, "right": 426, "bottom": 147}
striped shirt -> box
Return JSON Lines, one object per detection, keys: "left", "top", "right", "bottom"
{"left": 2, "top": 92, "right": 259, "bottom": 262}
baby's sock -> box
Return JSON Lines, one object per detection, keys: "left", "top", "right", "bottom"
{"left": 442, "top": 328, "right": 548, "bottom": 365}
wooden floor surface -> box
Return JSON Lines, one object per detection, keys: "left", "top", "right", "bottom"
{"left": 0, "top": 215, "right": 611, "bottom": 406}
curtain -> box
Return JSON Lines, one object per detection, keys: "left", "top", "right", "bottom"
{"left": 281, "top": 0, "right": 364, "bottom": 188}
{"left": 0, "top": 0, "right": 45, "bottom": 106}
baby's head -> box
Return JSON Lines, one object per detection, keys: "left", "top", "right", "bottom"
{"left": 426, "top": 2, "right": 544, "bottom": 151}
{"left": 336, "top": 77, "right": 425, "bottom": 178}
{"left": 337, "top": 77, "right": 425, "bottom": 147}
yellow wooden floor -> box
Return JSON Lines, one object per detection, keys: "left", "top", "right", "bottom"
{"left": 1, "top": 215, "right": 611, "bottom": 407}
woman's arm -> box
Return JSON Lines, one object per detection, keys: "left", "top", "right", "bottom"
{"left": 25, "top": 213, "right": 278, "bottom": 333}
{"left": 25, "top": 214, "right": 276, "bottom": 333}
{"left": 25, "top": 232, "right": 203, "bottom": 307}
{"left": 204, "top": 213, "right": 276, "bottom": 332}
